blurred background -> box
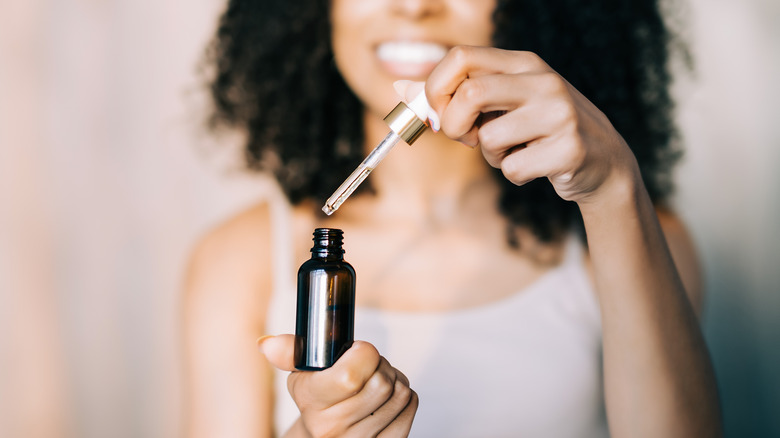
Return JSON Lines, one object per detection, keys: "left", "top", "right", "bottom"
{"left": 0, "top": 0, "right": 778, "bottom": 437}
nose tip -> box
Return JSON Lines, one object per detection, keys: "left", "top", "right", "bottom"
{"left": 391, "top": 0, "right": 445, "bottom": 19}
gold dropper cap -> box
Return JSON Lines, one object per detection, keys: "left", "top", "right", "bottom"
{"left": 383, "top": 101, "right": 428, "bottom": 145}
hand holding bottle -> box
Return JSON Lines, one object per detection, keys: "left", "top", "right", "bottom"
{"left": 260, "top": 335, "right": 418, "bottom": 438}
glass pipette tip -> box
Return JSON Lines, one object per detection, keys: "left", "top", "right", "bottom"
{"left": 322, "top": 131, "right": 401, "bottom": 215}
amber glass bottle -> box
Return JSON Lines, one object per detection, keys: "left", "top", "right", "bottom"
{"left": 294, "top": 228, "right": 356, "bottom": 370}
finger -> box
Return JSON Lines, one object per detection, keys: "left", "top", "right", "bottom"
{"left": 441, "top": 70, "right": 570, "bottom": 150}
{"left": 394, "top": 79, "right": 441, "bottom": 131}
{"left": 325, "top": 357, "right": 402, "bottom": 425}
{"left": 438, "top": 74, "right": 528, "bottom": 145}
{"left": 499, "top": 137, "right": 579, "bottom": 186}
{"left": 425, "top": 46, "right": 549, "bottom": 115}
{"left": 347, "top": 380, "right": 416, "bottom": 437}
{"left": 376, "top": 390, "right": 419, "bottom": 438}
{"left": 393, "top": 79, "right": 424, "bottom": 103}
{"left": 393, "top": 367, "right": 410, "bottom": 388}
{"left": 289, "top": 341, "right": 382, "bottom": 409}
{"left": 477, "top": 105, "right": 555, "bottom": 168}
{"left": 258, "top": 334, "right": 296, "bottom": 372}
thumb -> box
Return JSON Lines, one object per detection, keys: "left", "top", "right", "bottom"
{"left": 393, "top": 79, "right": 441, "bottom": 132}
{"left": 258, "top": 334, "right": 296, "bottom": 371}
{"left": 393, "top": 79, "right": 425, "bottom": 103}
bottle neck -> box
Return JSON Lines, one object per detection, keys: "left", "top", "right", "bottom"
{"left": 310, "top": 228, "right": 345, "bottom": 260}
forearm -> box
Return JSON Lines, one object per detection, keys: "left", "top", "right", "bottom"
{"left": 579, "top": 169, "right": 721, "bottom": 437}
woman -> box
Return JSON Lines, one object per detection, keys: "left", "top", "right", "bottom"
{"left": 184, "top": 0, "right": 721, "bottom": 437}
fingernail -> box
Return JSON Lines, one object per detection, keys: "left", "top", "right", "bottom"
{"left": 428, "top": 112, "right": 441, "bottom": 132}
{"left": 256, "top": 335, "right": 273, "bottom": 352}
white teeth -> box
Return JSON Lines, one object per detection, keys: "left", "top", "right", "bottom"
{"left": 377, "top": 41, "right": 448, "bottom": 64}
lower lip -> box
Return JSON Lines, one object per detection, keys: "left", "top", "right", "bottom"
{"left": 377, "top": 59, "right": 440, "bottom": 79}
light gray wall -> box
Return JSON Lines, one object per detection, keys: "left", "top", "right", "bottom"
{"left": 674, "top": 1, "right": 780, "bottom": 435}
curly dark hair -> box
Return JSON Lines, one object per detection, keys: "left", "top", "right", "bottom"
{"left": 206, "top": 0, "right": 682, "bottom": 244}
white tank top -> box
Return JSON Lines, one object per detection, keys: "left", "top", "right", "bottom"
{"left": 265, "top": 200, "right": 608, "bottom": 437}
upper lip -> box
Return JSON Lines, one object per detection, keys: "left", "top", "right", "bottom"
{"left": 373, "top": 31, "right": 454, "bottom": 49}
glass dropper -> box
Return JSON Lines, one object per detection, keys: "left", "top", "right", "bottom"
{"left": 322, "top": 91, "right": 433, "bottom": 215}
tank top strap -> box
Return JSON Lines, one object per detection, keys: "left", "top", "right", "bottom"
{"left": 561, "top": 230, "right": 585, "bottom": 267}
{"left": 268, "top": 190, "right": 295, "bottom": 299}
{"left": 265, "top": 185, "right": 298, "bottom": 337}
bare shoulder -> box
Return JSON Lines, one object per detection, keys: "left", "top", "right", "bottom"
{"left": 184, "top": 202, "right": 275, "bottom": 326}
{"left": 656, "top": 207, "right": 704, "bottom": 314}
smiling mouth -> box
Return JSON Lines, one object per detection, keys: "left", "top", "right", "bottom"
{"left": 376, "top": 41, "right": 449, "bottom": 78}
{"left": 377, "top": 41, "right": 449, "bottom": 64}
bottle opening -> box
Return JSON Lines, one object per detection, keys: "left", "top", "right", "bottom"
{"left": 311, "top": 228, "right": 345, "bottom": 256}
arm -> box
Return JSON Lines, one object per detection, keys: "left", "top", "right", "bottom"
{"left": 581, "top": 172, "right": 719, "bottom": 437}
{"left": 423, "top": 46, "right": 721, "bottom": 437}
{"left": 182, "top": 205, "right": 275, "bottom": 438}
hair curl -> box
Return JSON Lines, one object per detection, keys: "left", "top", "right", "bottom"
{"left": 206, "top": 0, "right": 682, "bottom": 244}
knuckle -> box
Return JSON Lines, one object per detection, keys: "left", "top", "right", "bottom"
{"left": 515, "top": 50, "right": 546, "bottom": 70}
{"left": 477, "top": 124, "right": 498, "bottom": 150}
{"left": 500, "top": 158, "right": 517, "bottom": 179}
{"left": 551, "top": 99, "right": 577, "bottom": 128}
{"left": 562, "top": 101, "right": 578, "bottom": 124}
{"left": 502, "top": 170, "right": 524, "bottom": 186}
{"left": 353, "top": 341, "right": 380, "bottom": 361}
{"left": 367, "top": 373, "right": 394, "bottom": 400}
{"left": 394, "top": 369, "right": 410, "bottom": 387}
{"left": 519, "top": 50, "right": 542, "bottom": 64}
{"left": 501, "top": 157, "right": 531, "bottom": 186}
{"left": 557, "top": 98, "right": 574, "bottom": 116}
{"left": 481, "top": 148, "right": 502, "bottom": 169}
{"left": 439, "top": 117, "right": 471, "bottom": 142}
{"left": 459, "top": 79, "right": 485, "bottom": 103}
{"left": 536, "top": 71, "right": 566, "bottom": 95}
{"left": 336, "top": 368, "right": 364, "bottom": 395}
{"left": 393, "top": 380, "right": 412, "bottom": 405}
{"left": 449, "top": 45, "right": 473, "bottom": 67}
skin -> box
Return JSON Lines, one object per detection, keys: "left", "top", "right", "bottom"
{"left": 184, "top": 0, "right": 720, "bottom": 437}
